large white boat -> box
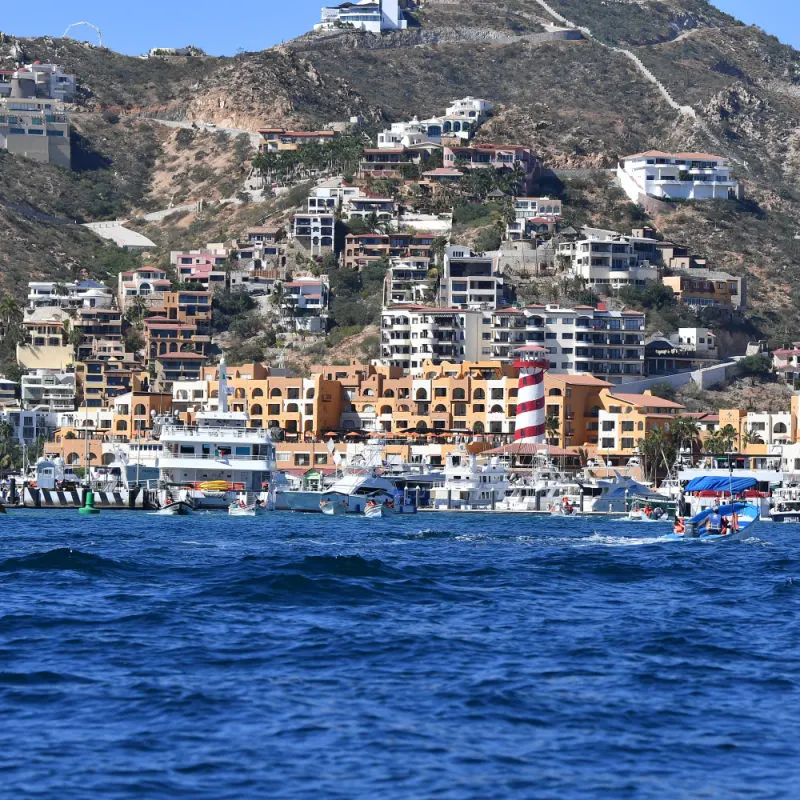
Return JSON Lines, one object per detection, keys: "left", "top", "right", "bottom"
{"left": 283, "top": 471, "right": 397, "bottom": 514}
{"left": 157, "top": 356, "right": 279, "bottom": 510}
{"left": 431, "top": 449, "right": 509, "bottom": 510}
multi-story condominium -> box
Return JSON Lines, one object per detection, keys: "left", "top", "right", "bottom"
{"left": 483, "top": 304, "right": 646, "bottom": 383}
{"left": 0, "top": 63, "right": 76, "bottom": 102}
{"left": 442, "top": 145, "right": 539, "bottom": 192}
{"left": 617, "top": 150, "right": 739, "bottom": 203}
{"left": 440, "top": 246, "right": 504, "bottom": 309}
{"left": 153, "top": 353, "right": 206, "bottom": 391}
{"left": 596, "top": 390, "right": 685, "bottom": 457}
{"left": 76, "top": 355, "right": 144, "bottom": 408}
{"left": 22, "top": 307, "right": 68, "bottom": 347}
{"left": 661, "top": 269, "right": 745, "bottom": 310}
{"left": 281, "top": 277, "right": 330, "bottom": 334}
{"left": 175, "top": 363, "right": 343, "bottom": 439}
{"left": 118, "top": 267, "right": 172, "bottom": 311}
{"left": 379, "top": 306, "right": 485, "bottom": 372}
{"left": 344, "top": 232, "right": 435, "bottom": 270}
{"left": 0, "top": 408, "right": 55, "bottom": 446}
{"left": 257, "top": 128, "right": 337, "bottom": 153}
{"left": 306, "top": 177, "right": 361, "bottom": 212}
{"left": 21, "top": 370, "right": 76, "bottom": 412}
{"left": 316, "top": 0, "right": 408, "bottom": 33}
{"left": 346, "top": 195, "right": 395, "bottom": 221}
{"left": 383, "top": 262, "right": 431, "bottom": 305}
{"left": 0, "top": 96, "right": 70, "bottom": 168}
{"left": 27, "top": 280, "right": 113, "bottom": 311}
{"left": 557, "top": 228, "right": 660, "bottom": 290}
{"left": 74, "top": 307, "right": 124, "bottom": 361}
{"left": 719, "top": 408, "right": 794, "bottom": 450}
{"left": 291, "top": 212, "right": 335, "bottom": 255}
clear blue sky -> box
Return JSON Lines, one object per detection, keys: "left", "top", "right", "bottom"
{"left": 2, "top": 0, "right": 798, "bottom": 56}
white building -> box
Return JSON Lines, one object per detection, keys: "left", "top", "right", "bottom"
{"left": 617, "top": 150, "right": 739, "bottom": 203}
{"left": 291, "top": 212, "right": 335, "bottom": 255}
{"left": 317, "top": 0, "right": 407, "bottom": 33}
{"left": 743, "top": 412, "right": 792, "bottom": 448}
{"left": 379, "top": 306, "right": 484, "bottom": 372}
{"left": 440, "top": 246, "right": 504, "bottom": 309}
{"left": 0, "top": 63, "right": 75, "bottom": 102}
{"left": 672, "top": 327, "right": 718, "bottom": 358}
{"left": 27, "top": 280, "right": 113, "bottom": 311}
{"left": 281, "top": 277, "right": 330, "bottom": 334}
{"left": 485, "top": 304, "right": 646, "bottom": 383}
{"left": 557, "top": 228, "right": 660, "bottom": 290}
{"left": 21, "top": 370, "right": 76, "bottom": 412}
{"left": 445, "top": 97, "right": 494, "bottom": 122}
{"left": 307, "top": 177, "right": 362, "bottom": 212}
{"left": 383, "top": 262, "right": 431, "bottom": 305}
{"left": 0, "top": 408, "right": 56, "bottom": 445}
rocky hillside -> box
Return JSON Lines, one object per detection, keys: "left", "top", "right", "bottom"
{"left": 1, "top": 0, "right": 799, "bottom": 335}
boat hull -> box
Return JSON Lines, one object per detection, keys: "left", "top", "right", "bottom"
{"left": 155, "top": 501, "right": 194, "bottom": 516}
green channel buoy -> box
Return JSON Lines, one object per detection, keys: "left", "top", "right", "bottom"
{"left": 78, "top": 489, "right": 100, "bottom": 515}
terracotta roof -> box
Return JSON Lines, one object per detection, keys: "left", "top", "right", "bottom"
{"left": 549, "top": 374, "right": 613, "bottom": 387}
{"left": 608, "top": 392, "right": 685, "bottom": 409}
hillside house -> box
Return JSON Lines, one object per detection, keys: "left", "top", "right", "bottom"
{"left": 316, "top": 0, "right": 408, "bottom": 33}
{"left": 617, "top": 151, "right": 740, "bottom": 203}
{"left": 280, "top": 277, "right": 330, "bottom": 334}
{"left": 443, "top": 145, "right": 539, "bottom": 192}
{"left": 118, "top": 267, "right": 172, "bottom": 312}
{"left": 291, "top": 212, "right": 335, "bottom": 255}
{"left": 258, "top": 128, "right": 337, "bottom": 153}
{"left": 439, "top": 247, "right": 505, "bottom": 310}
{"left": 661, "top": 270, "right": 745, "bottom": 310}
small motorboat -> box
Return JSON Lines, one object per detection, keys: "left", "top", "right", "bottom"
{"left": 320, "top": 498, "right": 348, "bottom": 516}
{"left": 154, "top": 500, "right": 194, "bottom": 516}
{"left": 675, "top": 502, "right": 760, "bottom": 540}
{"left": 550, "top": 499, "right": 576, "bottom": 516}
{"left": 626, "top": 504, "right": 667, "bottom": 522}
{"left": 363, "top": 500, "right": 391, "bottom": 519}
{"left": 228, "top": 501, "right": 256, "bottom": 517}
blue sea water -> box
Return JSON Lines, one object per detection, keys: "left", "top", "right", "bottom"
{"left": 1, "top": 510, "right": 799, "bottom": 799}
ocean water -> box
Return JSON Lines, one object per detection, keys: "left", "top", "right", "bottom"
{"left": 1, "top": 509, "right": 798, "bottom": 799}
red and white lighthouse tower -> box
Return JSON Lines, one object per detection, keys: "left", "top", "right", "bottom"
{"left": 513, "top": 345, "right": 549, "bottom": 444}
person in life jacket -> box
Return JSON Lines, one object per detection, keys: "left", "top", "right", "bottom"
{"left": 706, "top": 505, "right": 723, "bottom": 535}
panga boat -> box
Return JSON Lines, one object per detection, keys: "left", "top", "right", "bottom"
{"left": 320, "top": 498, "right": 348, "bottom": 516}
{"left": 155, "top": 500, "right": 194, "bottom": 516}
{"left": 363, "top": 500, "right": 391, "bottom": 519}
{"left": 228, "top": 501, "right": 256, "bottom": 517}
{"left": 676, "top": 502, "right": 760, "bottom": 540}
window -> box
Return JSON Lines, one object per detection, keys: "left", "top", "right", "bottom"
{"left": 622, "top": 421, "right": 634, "bottom": 432}
{"left": 621, "top": 438, "right": 635, "bottom": 450}
{"left": 602, "top": 421, "right": 615, "bottom": 431}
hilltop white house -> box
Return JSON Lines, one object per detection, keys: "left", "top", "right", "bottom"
{"left": 617, "top": 151, "right": 740, "bottom": 204}
{"left": 317, "top": 0, "right": 407, "bottom": 33}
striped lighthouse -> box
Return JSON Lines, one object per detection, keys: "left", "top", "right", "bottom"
{"left": 513, "top": 345, "right": 549, "bottom": 443}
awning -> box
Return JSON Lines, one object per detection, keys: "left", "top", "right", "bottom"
{"left": 685, "top": 476, "right": 758, "bottom": 494}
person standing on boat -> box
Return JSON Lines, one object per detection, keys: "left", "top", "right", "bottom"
{"left": 706, "top": 505, "right": 723, "bottom": 535}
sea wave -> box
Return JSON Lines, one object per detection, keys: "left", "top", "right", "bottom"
{"left": 0, "top": 548, "right": 127, "bottom": 576}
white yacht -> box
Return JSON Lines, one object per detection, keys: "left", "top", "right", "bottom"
{"left": 431, "top": 449, "right": 509, "bottom": 510}
{"left": 280, "top": 443, "right": 398, "bottom": 513}
{"left": 498, "top": 453, "right": 572, "bottom": 512}
{"left": 157, "top": 356, "right": 279, "bottom": 509}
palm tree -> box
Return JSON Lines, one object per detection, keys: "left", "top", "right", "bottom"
{"left": 741, "top": 427, "right": 765, "bottom": 449}
{"left": 545, "top": 415, "right": 560, "bottom": 447}
{"left": 0, "top": 294, "right": 22, "bottom": 331}
{"left": 669, "top": 417, "right": 701, "bottom": 457}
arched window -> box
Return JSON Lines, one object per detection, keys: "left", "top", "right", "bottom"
{"left": 134, "top": 404, "right": 146, "bottom": 416}
{"left": 235, "top": 388, "right": 245, "bottom": 399}
{"left": 415, "top": 388, "right": 428, "bottom": 401}
{"left": 67, "top": 452, "right": 80, "bottom": 465}
{"left": 490, "top": 404, "right": 504, "bottom": 413}
{"left": 473, "top": 388, "right": 485, "bottom": 400}
{"left": 383, "top": 389, "right": 395, "bottom": 398}
{"left": 473, "top": 421, "right": 485, "bottom": 434}
{"left": 380, "top": 405, "right": 392, "bottom": 415}
{"left": 306, "top": 388, "right": 315, "bottom": 399}
{"left": 434, "top": 404, "right": 447, "bottom": 413}
{"left": 363, "top": 405, "right": 375, "bottom": 414}
{"left": 453, "top": 388, "right": 466, "bottom": 400}
{"left": 398, "top": 404, "right": 410, "bottom": 412}
{"left": 251, "top": 404, "right": 263, "bottom": 416}
{"left": 102, "top": 453, "right": 115, "bottom": 465}
{"left": 116, "top": 420, "right": 128, "bottom": 431}
{"left": 416, "top": 421, "right": 428, "bottom": 432}
{"left": 270, "top": 388, "right": 282, "bottom": 397}
{"left": 548, "top": 388, "right": 562, "bottom": 397}
{"left": 364, "top": 388, "right": 375, "bottom": 397}
{"left": 774, "top": 422, "right": 788, "bottom": 434}
{"left": 252, "top": 387, "right": 264, "bottom": 397}
{"left": 286, "top": 403, "right": 299, "bottom": 412}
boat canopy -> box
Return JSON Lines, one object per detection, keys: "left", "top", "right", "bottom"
{"left": 684, "top": 476, "right": 757, "bottom": 494}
